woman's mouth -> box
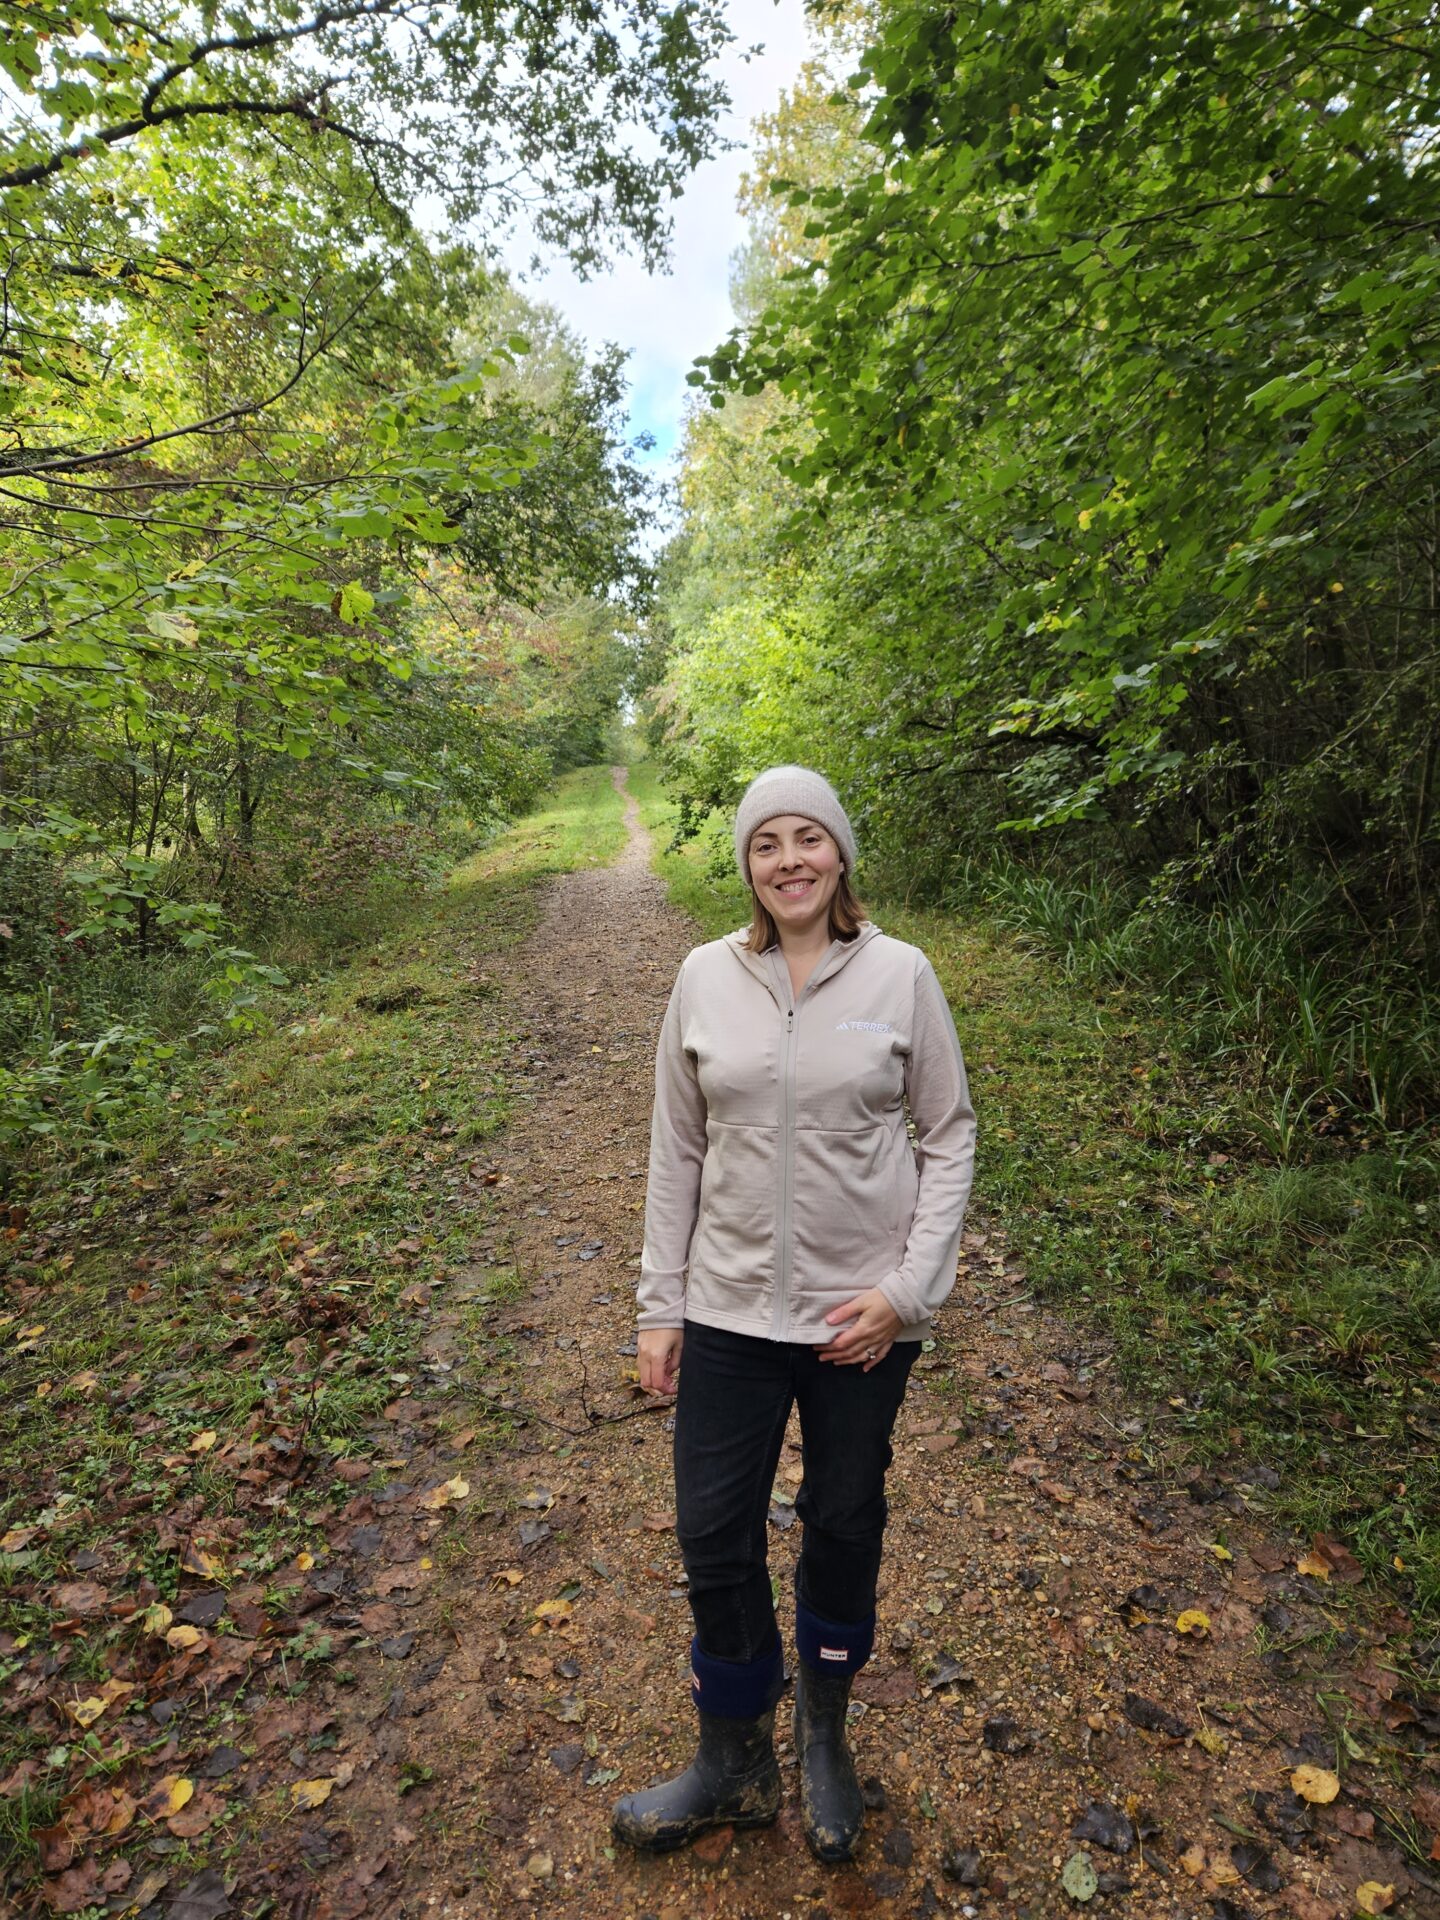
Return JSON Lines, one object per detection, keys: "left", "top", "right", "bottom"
{"left": 774, "top": 879, "right": 815, "bottom": 896}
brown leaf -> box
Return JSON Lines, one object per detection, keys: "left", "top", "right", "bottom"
{"left": 1039, "top": 1481, "right": 1075, "bottom": 1504}
{"left": 52, "top": 1582, "right": 107, "bottom": 1617}
{"left": 641, "top": 1511, "right": 675, "bottom": 1531}
{"left": 40, "top": 1860, "right": 101, "bottom": 1914}
{"left": 168, "top": 1786, "right": 224, "bottom": 1839}
{"left": 1303, "top": 1531, "right": 1364, "bottom": 1584}
{"left": 375, "top": 1560, "right": 432, "bottom": 1594}
{"left": 919, "top": 1433, "right": 957, "bottom": 1452}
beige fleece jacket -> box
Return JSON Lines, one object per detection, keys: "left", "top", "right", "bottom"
{"left": 637, "top": 920, "right": 977, "bottom": 1344}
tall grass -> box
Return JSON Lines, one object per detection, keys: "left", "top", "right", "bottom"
{"left": 967, "top": 859, "right": 1438, "bottom": 1148}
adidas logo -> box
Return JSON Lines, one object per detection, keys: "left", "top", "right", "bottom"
{"left": 835, "top": 1019, "right": 892, "bottom": 1034}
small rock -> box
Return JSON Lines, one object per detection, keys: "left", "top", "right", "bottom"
{"left": 525, "top": 1850, "right": 553, "bottom": 1880}
{"left": 882, "top": 1827, "right": 914, "bottom": 1868}
{"left": 941, "top": 1846, "right": 983, "bottom": 1886}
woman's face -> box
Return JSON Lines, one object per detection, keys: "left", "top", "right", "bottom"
{"left": 748, "top": 814, "right": 843, "bottom": 935}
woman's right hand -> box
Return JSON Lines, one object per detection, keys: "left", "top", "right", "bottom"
{"left": 638, "top": 1327, "right": 683, "bottom": 1397}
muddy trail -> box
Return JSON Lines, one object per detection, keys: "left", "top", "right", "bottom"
{"left": 230, "top": 768, "right": 1437, "bottom": 1920}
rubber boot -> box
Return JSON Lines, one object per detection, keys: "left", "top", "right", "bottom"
{"left": 793, "top": 1601, "right": 875, "bottom": 1863}
{"left": 793, "top": 1661, "right": 865, "bottom": 1861}
{"left": 611, "top": 1638, "right": 783, "bottom": 1854}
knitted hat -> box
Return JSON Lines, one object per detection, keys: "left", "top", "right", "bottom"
{"left": 733, "top": 765, "right": 858, "bottom": 887}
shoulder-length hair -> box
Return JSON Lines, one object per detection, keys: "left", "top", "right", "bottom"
{"left": 740, "top": 868, "right": 870, "bottom": 952}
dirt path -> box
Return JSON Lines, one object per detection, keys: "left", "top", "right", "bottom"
{"left": 286, "top": 768, "right": 1436, "bottom": 1920}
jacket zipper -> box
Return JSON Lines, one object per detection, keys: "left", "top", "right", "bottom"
{"left": 769, "top": 945, "right": 845, "bottom": 1338}
{"left": 773, "top": 997, "right": 796, "bottom": 1338}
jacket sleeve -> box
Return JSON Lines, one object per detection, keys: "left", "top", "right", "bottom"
{"left": 877, "top": 951, "right": 977, "bottom": 1330}
{"left": 637, "top": 957, "right": 708, "bottom": 1330}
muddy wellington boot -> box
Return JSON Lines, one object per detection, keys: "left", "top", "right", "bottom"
{"left": 793, "top": 1601, "right": 876, "bottom": 1863}
{"left": 611, "top": 1638, "right": 784, "bottom": 1853}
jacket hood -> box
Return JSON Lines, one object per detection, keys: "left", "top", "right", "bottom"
{"left": 721, "top": 918, "right": 884, "bottom": 1004}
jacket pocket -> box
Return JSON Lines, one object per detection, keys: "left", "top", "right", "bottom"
{"left": 791, "top": 1124, "right": 898, "bottom": 1292}
{"left": 689, "top": 1122, "right": 778, "bottom": 1283}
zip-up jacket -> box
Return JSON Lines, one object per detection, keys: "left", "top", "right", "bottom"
{"left": 637, "top": 920, "right": 977, "bottom": 1344}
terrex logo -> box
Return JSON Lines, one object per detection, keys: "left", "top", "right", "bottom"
{"left": 835, "top": 1019, "right": 893, "bottom": 1034}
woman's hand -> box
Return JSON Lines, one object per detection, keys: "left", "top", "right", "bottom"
{"left": 817, "top": 1290, "right": 904, "bottom": 1370}
{"left": 638, "top": 1327, "right": 683, "bottom": 1396}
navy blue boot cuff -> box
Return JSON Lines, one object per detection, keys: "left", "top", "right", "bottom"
{"left": 689, "top": 1636, "right": 785, "bottom": 1719}
{"left": 795, "top": 1600, "right": 875, "bottom": 1678}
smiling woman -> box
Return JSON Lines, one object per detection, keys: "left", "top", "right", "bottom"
{"left": 614, "top": 762, "right": 977, "bottom": 1864}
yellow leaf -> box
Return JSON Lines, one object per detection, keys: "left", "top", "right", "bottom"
{"left": 1077, "top": 508, "right": 1093, "bottom": 530}
{"left": 419, "top": 1476, "right": 470, "bottom": 1511}
{"left": 17, "top": 1324, "right": 45, "bottom": 1341}
{"left": 1206, "top": 1542, "right": 1233, "bottom": 1562}
{"left": 68, "top": 1696, "right": 107, "bottom": 1727}
{"left": 67, "top": 1371, "right": 100, "bottom": 1393}
{"left": 1, "top": 1526, "right": 37, "bottom": 1552}
{"left": 1296, "top": 1550, "right": 1331, "bottom": 1580}
{"left": 291, "top": 1777, "right": 338, "bottom": 1810}
{"left": 1194, "top": 1727, "right": 1228, "bottom": 1756}
{"left": 166, "top": 1624, "right": 204, "bottom": 1649}
{"left": 180, "top": 1542, "right": 222, "bottom": 1578}
{"left": 1356, "top": 1883, "right": 1395, "bottom": 1915}
{"left": 141, "top": 1603, "right": 173, "bottom": 1636}
{"left": 490, "top": 1567, "right": 524, "bottom": 1589}
{"left": 534, "top": 1598, "right": 573, "bottom": 1623}
{"left": 156, "top": 1776, "right": 194, "bottom": 1818}
{"left": 296, "top": 1551, "right": 315, "bottom": 1572}
{"left": 1291, "top": 1764, "right": 1340, "bottom": 1805}
{"left": 189, "top": 1430, "right": 217, "bottom": 1453}
{"left": 35, "top": 1381, "right": 51, "bottom": 1399}
{"left": 1175, "top": 1609, "right": 1210, "bottom": 1637}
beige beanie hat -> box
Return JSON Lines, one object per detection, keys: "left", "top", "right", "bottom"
{"left": 733, "top": 765, "right": 858, "bottom": 887}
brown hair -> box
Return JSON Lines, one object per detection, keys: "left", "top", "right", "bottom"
{"left": 741, "top": 868, "right": 869, "bottom": 952}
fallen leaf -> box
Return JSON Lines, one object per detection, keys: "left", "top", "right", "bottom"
{"left": 1291, "top": 1764, "right": 1340, "bottom": 1805}
{"left": 143, "top": 1776, "right": 194, "bottom": 1821}
{"left": 142, "top": 1603, "right": 173, "bottom": 1636}
{"left": 166, "top": 1624, "right": 205, "bottom": 1650}
{"left": 1061, "top": 1850, "right": 1097, "bottom": 1901}
{"left": 291, "top": 1777, "right": 339, "bottom": 1810}
{"left": 66, "top": 1696, "right": 107, "bottom": 1728}
{"left": 189, "top": 1431, "right": 218, "bottom": 1454}
{"left": 1356, "top": 1884, "right": 1395, "bottom": 1916}
{"left": 418, "top": 1476, "right": 470, "bottom": 1510}
{"left": 489, "top": 1567, "right": 524, "bottom": 1589}
{"left": 1175, "top": 1608, "right": 1210, "bottom": 1637}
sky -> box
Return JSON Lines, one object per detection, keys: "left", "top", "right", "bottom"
{"left": 495, "top": 0, "right": 811, "bottom": 524}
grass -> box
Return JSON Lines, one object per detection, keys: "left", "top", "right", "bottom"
{"left": 0, "top": 763, "right": 628, "bottom": 1894}
{"left": 626, "top": 761, "right": 1440, "bottom": 1632}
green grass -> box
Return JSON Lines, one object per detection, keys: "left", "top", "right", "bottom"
{"left": 628, "top": 763, "right": 1440, "bottom": 1631}
{"left": 0, "top": 763, "right": 628, "bottom": 1891}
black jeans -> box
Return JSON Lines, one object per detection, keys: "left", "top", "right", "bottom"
{"left": 672, "top": 1317, "right": 918, "bottom": 1664}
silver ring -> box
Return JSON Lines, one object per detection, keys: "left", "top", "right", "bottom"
{"left": 865, "top": 1347, "right": 876, "bottom": 1361}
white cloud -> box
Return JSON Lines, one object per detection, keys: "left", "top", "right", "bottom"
{"left": 495, "top": 0, "right": 810, "bottom": 529}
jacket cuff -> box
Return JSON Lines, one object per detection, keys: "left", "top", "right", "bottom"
{"left": 637, "top": 1267, "right": 687, "bottom": 1330}
{"left": 877, "top": 1270, "right": 925, "bottom": 1331}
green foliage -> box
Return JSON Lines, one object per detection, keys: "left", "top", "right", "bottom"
{"left": 1, "top": 0, "right": 722, "bottom": 1158}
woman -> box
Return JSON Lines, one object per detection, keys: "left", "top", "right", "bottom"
{"left": 611, "top": 764, "right": 977, "bottom": 1863}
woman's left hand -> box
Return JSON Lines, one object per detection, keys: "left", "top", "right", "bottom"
{"left": 818, "top": 1289, "right": 904, "bottom": 1370}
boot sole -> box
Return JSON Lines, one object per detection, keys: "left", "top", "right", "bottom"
{"left": 611, "top": 1803, "right": 780, "bottom": 1855}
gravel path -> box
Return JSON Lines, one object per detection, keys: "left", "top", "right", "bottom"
{"left": 294, "top": 768, "right": 1436, "bottom": 1920}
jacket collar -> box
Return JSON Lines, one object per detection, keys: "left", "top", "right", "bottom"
{"left": 722, "top": 919, "right": 883, "bottom": 1009}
